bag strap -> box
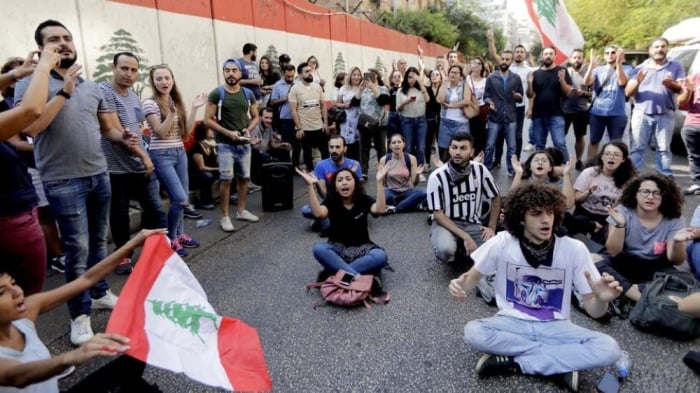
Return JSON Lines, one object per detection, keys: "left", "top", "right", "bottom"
{"left": 217, "top": 86, "right": 252, "bottom": 121}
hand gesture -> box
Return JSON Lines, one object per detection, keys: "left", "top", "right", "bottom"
{"left": 121, "top": 129, "right": 139, "bottom": 147}
{"left": 673, "top": 227, "right": 696, "bottom": 242}
{"left": 606, "top": 205, "right": 625, "bottom": 227}
{"left": 452, "top": 42, "right": 460, "bottom": 51}
{"left": 416, "top": 164, "right": 425, "bottom": 175}
{"left": 616, "top": 48, "right": 626, "bottom": 66}
{"left": 62, "top": 63, "right": 83, "bottom": 94}
{"left": 480, "top": 226, "right": 495, "bottom": 241}
{"left": 510, "top": 155, "right": 523, "bottom": 175}
{"left": 557, "top": 68, "right": 566, "bottom": 82}
{"left": 589, "top": 48, "right": 598, "bottom": 68}
{"left": 463, "top": 235, "right": 478, "bottom": 254}
{"left": 295, "top": 167, "right": 319, "bottom": 186}
{"left": 512, "top": 91, "right": 522, "bottom": 101}
{"left": 36, "top": 46, "right": 61, "bottom": 73}
{"left": 192, "top": 93, "right": 207, "bottom": 108}
{"left": 562, "top": 160, "right": 573, "bottom": 176}
{"left": 132, "top": 228, "right": 168, "bottom": 245}
{"left": 636, "top": 69, "right": 647, "bottom": 83}
{"left": 472, "top": 150, "right": 484, "bottom": 163}
{"left": 662, "top": 72, "right": 675, "bottom": 88}
{"left": 486, "top": 29, "right": 494, "bottom": 41}
{"left": 64, "top": 333, "right": 131, "bottom": 365}
{"left": 392, "top": 58, "right": 398, "bottom": 71}
{"left": 448, "top": 272, "right": 469, "bottom": 300}
{"left": 417, "top": 45, "right": 424, "bottom": 57}
{"left": 585, "top": 271, "right": 622, "bottom": 303}
{"left": 375, "top": 162, "right": 388, "bottom": 182}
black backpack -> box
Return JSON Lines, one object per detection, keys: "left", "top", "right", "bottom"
{"left": 629, "top": 270, "right": 700, "bottom": 340}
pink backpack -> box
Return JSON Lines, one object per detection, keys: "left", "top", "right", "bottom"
{"left": 306, "top": 270, "right": 390, "bottom": 309}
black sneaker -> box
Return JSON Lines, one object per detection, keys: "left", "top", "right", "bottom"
{"left": 184, "top": 206, "right": 202, "bottom": 219}
{"left": 50, "top": 256, "right": 66, "bottom": 273}
{"left": 475, "top": 354, "right": 521, "bottom": 377}
{"left": 609, "top": 297, "right": 630, "bottom": 320}
{"left": 575, "top": 160, "right": 584, "bottom": 171}
{"left": 554, "top": 371, "right": 579, "bottom": 392}
{"left": 683, "top": 351, "right": 700, "bottom": 373}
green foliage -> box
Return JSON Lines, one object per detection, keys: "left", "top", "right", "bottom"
{"left": 334, "top": 52, "right": 345, "bottom": 75}
{"left": 263, "top": 45, "right": 279, "bottom": 73}
{"left": 443, "top": 3, "right": 501, "bottom": 58}
{"left": 92, "top": 29, "right": 150, "bottom": 98}
{"left": 568, "top": 0, "right": 696, "bottom": 50}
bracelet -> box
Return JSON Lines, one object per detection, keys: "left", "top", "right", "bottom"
{"left": 56, "top": 89, "right": 71, "bottom": 100}
{"left": 615, "top": 223, "right": 625, "bottom": 229}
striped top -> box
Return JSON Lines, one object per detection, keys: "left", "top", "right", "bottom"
{"left": 426, "top": 161, "right": 499, "bottom": 224}
{"left": 99, "top": 82, "right": 146, "bottom": 173}
{"left": 142, "top": 98, "right": 184, "bottom": 150}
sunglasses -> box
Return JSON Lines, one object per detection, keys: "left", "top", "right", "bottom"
{"left": 148, "top": 63, "right": 170, "bottom": 70}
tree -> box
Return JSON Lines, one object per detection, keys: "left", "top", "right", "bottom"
{"left": 263, "top": 45, "right": 280, "bottom": 73}
{"left": 92, "top": 29, "right": 150, "bottom": 98}
{"left": 334, "top": 52, "right": 345, "bottom": 75}
{"left": 378, "top": 9, "right": 458, "bottom": 49}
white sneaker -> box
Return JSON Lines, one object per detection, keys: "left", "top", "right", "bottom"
{"left": 220, "top": 216, "right": 236, "bottom": 232}
{"left": 70, "top": 314, "right": 94, "bottom": 345}
{"left": 92, "top": 289, "right": 118, "bottom": 310}
{"left": 235, "top": 210, "right": 259, "bottom": 222}
{"left": 523, "top": 143, "right": 535, "bottom": 152}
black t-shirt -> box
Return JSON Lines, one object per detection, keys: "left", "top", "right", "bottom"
{"left": 531, "top": 66, "right": 572, "bottom": 118}
{"left": 425, "top": 84, "right": 441, "bottom": 119}
{"left": 323, "top": 194, "right": 375, "bottom": 246}
{"left": 389, "top": 87, "right": 399, "bottom": 113}
{"left": 188, "top": 142, "right": 217, "bottom": 179}
{"left": 0, "top": 142, "right": 37, "bottom": 216}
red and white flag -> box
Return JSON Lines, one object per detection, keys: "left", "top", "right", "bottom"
{"left": 525, "top": 0, "right": 585, "bottom": 64}
{"left": 106, "top": 235, "right": 272, "bottom": 392}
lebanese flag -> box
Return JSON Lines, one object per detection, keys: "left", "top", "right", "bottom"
{"left": 106, "top": 235, "right": 272, "bottom": 392}
{"left": 525, "top": 0, "right": 585, "bottom": 65}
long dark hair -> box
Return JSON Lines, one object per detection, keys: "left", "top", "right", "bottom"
{"left": 617, "top": 173, "right": 683, "bottom": 219}
{"left": 522, "top": 150, "right": 558, "bottom": 182}
{"left": 592, "top": 140, "right": 637, "bottom": 188}
{"left": 400, "top": 67, "right": 421, "bottom": 95}
{"left": 327, "top": 168, "right": 365, "bottom": 206}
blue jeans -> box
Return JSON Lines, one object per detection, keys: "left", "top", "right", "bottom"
{"left": 485, "top": 121, "right": 516, "bottom": 172}
{"left": 401, "top": 116, "right": 428, "bottom": 165}
{"left": 312, "top": 242, "right": 388, "bottom": 275}
{"left": 385, "top": 187, "right": 426, "bottom": 212}
{"left": 629, "top": 111, "right": 674, "bottom": 176}
{"left": 437, "top": 118, "right": 469, "bottom": 149}
{"left": 589, "top": 114, "right": 627, "bottom": 144}
{"left": 150, "top": 147, "right": 188, "bottom": 240}
{"left": 681, "top": 125, "right": 700, "bottom": 184}
{"left": 43, "top": 173, "right": 111, "bottom": 318}
{"left": 688, "top": 242, "right": 700, "bottom": 280}
{"left": 532, "top": 116, "right": 569, "bottom": 162}
{"left": 301, "top": 204, "right": 330, "bottom": 231}
{"left": 465, "top": 315, "right": 620, "bottom": 375}
{"left": 386, "top": 111, "right": 402, "bottom": 140}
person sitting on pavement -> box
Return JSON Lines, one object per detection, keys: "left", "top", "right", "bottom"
{"left": 448, "top": 182, "right": 622, "bottom": 392}
{"left": 296, "top": 164, "right": 389, "bottom": 285}
{"left": 249, "top": 106, "right": 291, "bottom": 185}
{"left": 301, "top": 135, "right": 362, "bottom": 234}
{"left": 188, "top": 122, "right": 220, "bottom": 210}
{"left": 596, "top": 173, "right": 693, "bottom": 305}
{"left": 565, "top": 140, "right": 637, "bottom": 243}
{"left": 0, "top": 229, "right": 165, "bottom": 392}
{"left": 510, "top": 150, "right": 574, "bottom": 210}
{"left": 378, "top": 133, "right": 426, "bottom": 214}
{"left": 668, "top": 291, "right": 700, "bottom": 373}
{"left": 685, "top": 205, "right": 700, "bottom": 280}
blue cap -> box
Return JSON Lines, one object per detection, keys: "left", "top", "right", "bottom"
{"left": 222, "top": 58, "right": 242, "bottom": 70}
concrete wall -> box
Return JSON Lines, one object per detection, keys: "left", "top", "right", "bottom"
{"left": 1, "top": 0, "right": 449, "bottom": 114}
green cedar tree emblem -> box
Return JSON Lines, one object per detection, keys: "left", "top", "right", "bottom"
{"left": 534, "top": 0, "right": 558, "bottom": 26}
{"left": 148, "top": 300, "right": 220, "bottom": 344}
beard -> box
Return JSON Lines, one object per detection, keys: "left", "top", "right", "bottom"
{"left": 60, "top": 55, "right": 77, "bottom": 69}
{"left": 542, "top": 58, "right": 553, "bottom": 67}
{"left": 303, "top": 75, "right": 314, "bottom": 83}
{"left": 330, "top": 152, "right": 342, "bottom": 162}
{"left": 225, "top": 77, "right": 239, "bottom": 86}
{"left": 499, "top": 63, "right": 509, "bottom": 72}
{"left": 251, "top": 54, "right": 257, "bottom": 62}
{"left": 573, "top": 62, "right": 582, "bottom": 70}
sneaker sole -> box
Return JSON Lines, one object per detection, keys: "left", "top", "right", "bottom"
{"left": 180, "top": 243, "right": 200, "bottom": 248}
{"left": 50, "top": 266, "right": 65, "bottom": 274}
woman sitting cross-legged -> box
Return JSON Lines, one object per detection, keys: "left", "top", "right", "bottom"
{"left": 0, "top": 229, "right": 165, "bottom": 393}
{"left": 378, "top": 133, "right": 427, "bottom": 214}
{"left": 296, "top": 166, "right": 389, "bottom": 286}
{"left": 596, "top": 173, "right": 694, "bottom": 303}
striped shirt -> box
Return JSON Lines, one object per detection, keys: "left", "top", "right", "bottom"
{"left": 142, "top": 98, "right": 184, "bottom": 150}
{"left": 426, "top": 162, "right": 499, "bottom": 224}
{"left": 99, "top": 82, "right": 146, "bottom": 173}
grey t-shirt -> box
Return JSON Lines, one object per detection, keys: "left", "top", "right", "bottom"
{"left": 238, "top": 57, "right": 262, "bottom": 100}
{"left": 14, "top": 72, "right": 109, "bottom": 181}
{"left": 99, "top": 82, "right": 146, "bottom": 174}
{"left": 607, "top": 205, "right": 685, "bottom": 260}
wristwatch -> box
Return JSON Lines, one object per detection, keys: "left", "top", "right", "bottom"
{"left": 56, "top": 89, "right": 71, "bottom": 99}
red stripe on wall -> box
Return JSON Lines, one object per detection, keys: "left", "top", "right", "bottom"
{"left": 108, "top": 0, "right": 449, "bottom": 56}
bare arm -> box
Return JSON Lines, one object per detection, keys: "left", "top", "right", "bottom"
{"left": 668, "top": 228, "right": 694, "bottom": 265}
{"left": 486, "top": 29, "right": 501, "bottom": 64}
{"left": 296, "top": 169, "right": 329, "bottom": 219}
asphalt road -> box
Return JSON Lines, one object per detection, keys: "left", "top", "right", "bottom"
{"left": 37, "top": 131, "right": 699, "bottom": 393}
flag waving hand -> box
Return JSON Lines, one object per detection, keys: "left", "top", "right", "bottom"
{"left": 106, "top": 235, "right": 272, "bottom": 392}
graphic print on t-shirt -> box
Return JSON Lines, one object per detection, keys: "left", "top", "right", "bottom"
{"left": 506, "top": 263, "right": 565, "bottom": 320}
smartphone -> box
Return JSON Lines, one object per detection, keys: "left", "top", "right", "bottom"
{"left": 596, "top": 372, "right": 620, "bottom": 393}
{"left": 339, "top": 273, "right": 355, "bottom": 286}
{"left": 363, "top": 72, "right": 376, "bottom": 83}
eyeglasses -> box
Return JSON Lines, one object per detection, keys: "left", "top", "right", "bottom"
{"left": 604, "top": 51, "right": 616, "bottom": 55}
{"left": 638, "top": 189, "right": 663, "bottom": 199}
{"left": 602, "top": 152, "right": 623, "bottom": 158}
{"left": 531, "top": 158, "right": 549, "bottom": 164}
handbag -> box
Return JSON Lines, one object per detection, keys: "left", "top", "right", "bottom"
{"left": 306, "top": 270, "right": 390, "bottom": 309}
{"left": 629, "top": 270, "right": 700, "bottom": 340}
{"left": 329, "top": 107, "right": 347, "bottom": 124}
{"left": 359, "top": 112, "right": 379, "bottom": 128}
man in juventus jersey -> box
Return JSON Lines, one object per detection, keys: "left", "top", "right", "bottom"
{"left": 426, "top": 132, "right": 501, "bottom": 263}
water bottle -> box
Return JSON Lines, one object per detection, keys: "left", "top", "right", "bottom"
{"left": 616, "top": 350, "right": 631, "bottom": 381}
{"left": 195, "top": 218, "right": 211, "bottom": 228}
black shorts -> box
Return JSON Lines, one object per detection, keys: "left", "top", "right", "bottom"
{"left": 564, "top": 112, "right": 589, "bottom": 137}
